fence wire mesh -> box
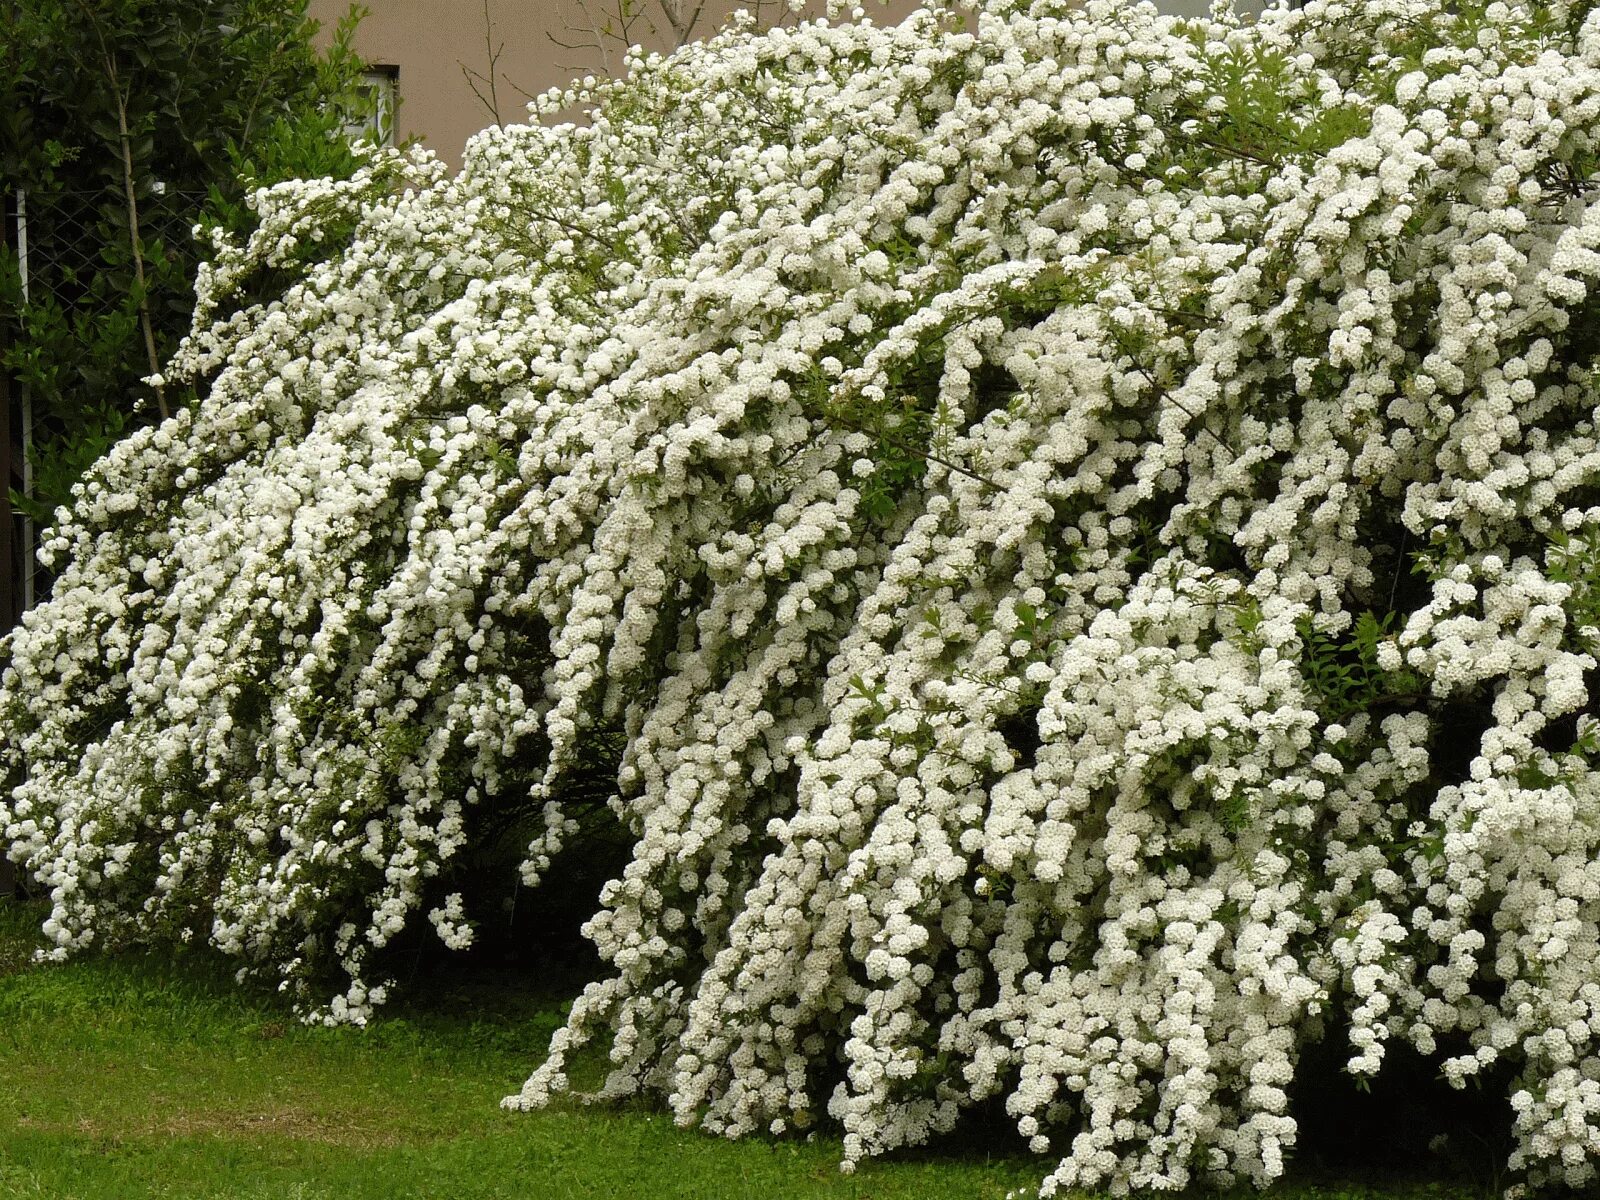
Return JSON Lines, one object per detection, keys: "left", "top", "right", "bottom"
{"left": 3, "top": 183, "right": 210, "bottom": 617}
{"left": 19, "top": 185, "right": 209, "bottom": 320}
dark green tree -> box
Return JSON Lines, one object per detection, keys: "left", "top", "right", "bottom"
{"left": 0, "top": 0, "right": 375, "bottom": 527}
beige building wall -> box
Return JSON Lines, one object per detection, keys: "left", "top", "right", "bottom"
{"left": 306, "top": 1, "right": 924, "bottom": 169}
{"left": 305, "top": 1, "right": 1268, "bottom": 169}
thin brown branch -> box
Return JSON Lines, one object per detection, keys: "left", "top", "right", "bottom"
{"left": 70, "top": 0, "right": 168, "bottom": 420}
{"left": 500, "top": 200, "right": 612, "bottom": 252}
{"left": 1185, "top": 131, "right": 1281, "bottom": 169}
{"left": 659, "top": 0, "right": 709, "bottom": 48}
{"left": 820, "top": 402, "right": 999, "bottom": 492}
{"left": 1121, "top": 351, "right": 1231, "bottom": 462}
{"left": 458, "top": 0, "right": 504, "bottom": 124}
{"left": 111, "top": 70, "right": 167, "bottom": 420}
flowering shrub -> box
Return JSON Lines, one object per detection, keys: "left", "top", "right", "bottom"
{"left": 11, "top": 0, "right": 1600, "bottom": 1190}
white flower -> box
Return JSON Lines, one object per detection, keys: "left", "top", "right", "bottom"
{"left": 13, "top": 0, "right": 1600, "bottom": 1193}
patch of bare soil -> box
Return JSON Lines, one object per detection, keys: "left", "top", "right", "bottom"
{"left": 14, "top": 1106, "right": 407, "bottom": 1149}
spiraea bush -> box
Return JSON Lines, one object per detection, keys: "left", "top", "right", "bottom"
{"left": 10, "top": 0, "right": 1600, "bottom": 1191}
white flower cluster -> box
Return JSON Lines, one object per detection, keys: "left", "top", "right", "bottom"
{"left": 10, "top": 0, "right": 1600, "bottom": 1191}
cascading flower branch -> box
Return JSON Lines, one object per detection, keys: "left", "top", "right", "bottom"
{"left": 13, "top": 0, "right": 1600, "bottom": 1190}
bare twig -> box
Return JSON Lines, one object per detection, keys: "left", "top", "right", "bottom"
{"left": 551, "top": 0, "right": 639, "bottom": 77}
{"left": 820, "top": 401, "right": 999, "bottom": 491}
{"left": 499, "top": 199, "right": 612, "bottom": 252}
{"left": 459, "top": 0, "right": 505, "bottom": 124}
{"left": 1095, "top": 305, "right": 1239, "bottom": 463}
{"left": 550, "top": 0, "right": 794, "bottom": 77}
{"left": 656, "top": 0, "right": 709, "bottom": 48}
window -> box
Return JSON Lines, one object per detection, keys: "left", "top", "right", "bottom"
{"left": 347, "top": 67, "right": 398, "bottom": 149}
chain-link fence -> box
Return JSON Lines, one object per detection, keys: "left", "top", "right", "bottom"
{"left": 1, "top": 183, "right": 210, "bottom": 622}
{"left": 19, "top": 184, "right": 209, "bottom": 321}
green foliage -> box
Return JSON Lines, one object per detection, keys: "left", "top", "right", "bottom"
{"left": 1181, "top": 37, "right": 1368, "bottom": 171}
{"left": 0, "top": 0, "right": 376, "bottom": 524}
{"left": 1295, "top": 611, "right": 1422, "bottom": 724}
{"left": 1545, "top": 526, "right": 1600, "bottom": 653}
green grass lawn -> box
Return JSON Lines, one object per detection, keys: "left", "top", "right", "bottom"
{"left": 0, "top": 901, "right": 1493, "bottom": 1200}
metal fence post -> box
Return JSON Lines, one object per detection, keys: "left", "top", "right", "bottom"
{"left": 15, "top": 186, "right": 31, "bottom": 613}
{"left": 0, "top": 188, "right": 19, "bottom": 631}
{"left": 0, "top": 187, "right": 16, "bottom": 899}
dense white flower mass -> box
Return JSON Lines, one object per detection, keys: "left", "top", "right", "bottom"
{"left": 13, "top": 0, "right": 1600, "bottom": 1190}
